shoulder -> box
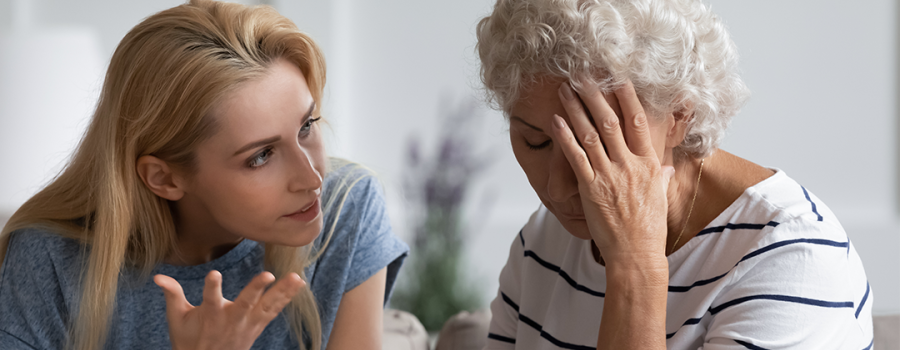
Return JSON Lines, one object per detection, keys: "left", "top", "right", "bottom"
{"left": 0, "top": 228, "right": 81, "bottom": 349}
{"left": 718, "top": 171, "right": 869, "bottom": 313}
{"left": 699, "top": 170, "right": 848, "bottom": 248}
{"left": 749, "top": 171, "right": 834, "bottom": 222}
{"left": 321, "top": 158, "right": 385, "bottom": 221}
{"left": 3, "top": 227, "right": 84, "bottom": 274}
{"left": 737, "top": 170, "right": 848, "bottom": 244}
{"left": 313, "top": 158, "right": 408, "bottom": 289}
{"left": 324, "top": 158, "right": 380, "bottom": 194}
{"left": 678, "top": 172, "right": 872, "bottom": 347}
{"left": 682, "top": 169, "right": 868, "bottom": 307}
{"left": 321, "top": 158, "right": 387, "bottom": 230}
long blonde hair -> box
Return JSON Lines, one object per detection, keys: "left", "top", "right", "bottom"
{"left": 0, "top": 0, "right": 328, "bottom": 348}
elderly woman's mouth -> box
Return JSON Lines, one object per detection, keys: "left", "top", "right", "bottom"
{"left": 555, "top": 210, "right": 586, "bottom": 220}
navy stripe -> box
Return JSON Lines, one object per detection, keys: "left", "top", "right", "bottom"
{"left": 518, "top": 314, "right": 542, "bottom": 333}
{"left": 666, "top": 317, "right": 703, "bottom": 339}
{"left": 488, "top": 333, "right": 516, "bottom": 344}
{"left": 500, "top": 290, "right": 594, "bottom": 349}
{"left": 524, "top": 250, "right": 606, "bottom": 297}
{"left": 855, "top": 282, "right": 870, "bottom": 319}
{"left": 501, "top": 292, "right": 519, "bottom": 312}
{"left": 696, "top": 221, "right": 780, "bottom": 237}
{"left": 709, "top": 294, "right": 854, "bottom": 315}
{"left": 735, "top": 339, "right": 769, "bottom": 350}
{"left": 862, "top": 337, "right": 874, "bottom": 350}
{"left": 518, "top": 314, "right": 595, "bottom": 350}
{"left": 801, "top": 186, "right": 823, "bottom": 221}
{"left": 669, "top": 238, "right": 849, "bottom": 293}
{"left": 524, "top": 250, "right": 560, "bottom": 273}
{"left": 739, "top": 238, "right": 848, "bottom": 263}
{"left": 519, "top": 229, "right": 525, "bottom": 246}
{"left": 669, "top": 271, "right": 730, "bottom": 293}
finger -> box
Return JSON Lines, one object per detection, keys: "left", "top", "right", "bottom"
{"left": 234, "top": 271, "right": 277, "bottom": 312}
{"left": 567, "top": 81, "right": 630, "bottom": 163}
{"left": 549, "top": 115, "right": 595, "bottom": 183}
{"left": 603, "top": 91, "right": 623, "bottom": 120}
{"left": 661, "top": 165, "right": 675, "bottom": 193}
{"left": 255, "top": 273, "right": 306, "bottom": 322}
{"left": 614, "top": 80, "right": 655, "bottom": 157}
{"left": 202, "top": 270, "right": 225, "bottom": 308}
{"left": 154, "top": 274, "right": 193, "bottom": 319}
{"left": 557, "top": 82, "right": 610, "bottom": 169}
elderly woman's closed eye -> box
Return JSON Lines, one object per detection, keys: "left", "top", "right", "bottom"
{"left": 477, "top": 0, "right": 874, "bottom": 349}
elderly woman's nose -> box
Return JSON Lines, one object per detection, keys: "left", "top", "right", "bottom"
{"left": 287, "top": 147, "right": 322, "bottom": 193}
{"left": 547, "top": 148, "right": 579, "bottom": 202}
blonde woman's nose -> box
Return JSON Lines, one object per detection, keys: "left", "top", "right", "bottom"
{"left": 287, "top": 146, "right": 322, "bottom": 193}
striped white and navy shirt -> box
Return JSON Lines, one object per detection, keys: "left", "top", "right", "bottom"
{"left": 486, "top": 170, "right": 874, "bottom": 350}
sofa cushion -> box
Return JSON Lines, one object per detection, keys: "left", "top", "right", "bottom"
{"left": 874, "top": 314, "right": 899, "bottom": 350}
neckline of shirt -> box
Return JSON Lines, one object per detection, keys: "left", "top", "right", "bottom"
{"left": 152, "top": 238, "right": 259, "bottom": 280}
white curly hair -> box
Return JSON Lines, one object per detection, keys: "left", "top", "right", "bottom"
{"left": 476, "top": 0, "right": 750, "bottom": 158}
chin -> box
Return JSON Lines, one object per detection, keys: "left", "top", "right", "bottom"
{"left": 554, "top": 214, "right": 593, "bottom": 241}
{"left": 275, "top": 217, "right": 323, "bottom": 247}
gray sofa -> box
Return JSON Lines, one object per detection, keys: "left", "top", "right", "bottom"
{"left": 384, "top": 310, "right": 900, "bottom": 350}
{"left": 874, "top": 314, "right": 899, "bottom": 350}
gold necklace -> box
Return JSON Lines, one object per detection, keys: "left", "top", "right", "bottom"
{"left": 670, "top": 158, "right": 704, "bottom": 255}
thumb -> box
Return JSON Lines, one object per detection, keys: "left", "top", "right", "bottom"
{"left": 661, "top": 165, "right": 676, "bottom": 193}
{"left": 154, "top": 274, "right": 192, "bottom": 321}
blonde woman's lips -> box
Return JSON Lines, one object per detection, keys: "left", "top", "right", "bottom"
{"left": 285, "top": 198, "right": 320, "bottom": 222}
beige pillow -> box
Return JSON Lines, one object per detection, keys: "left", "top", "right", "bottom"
{"left": 435, "top": 309, "right": 492, "bottom": 350}
{"left": 383, "top": 309, "right": 429, "bottom": 350}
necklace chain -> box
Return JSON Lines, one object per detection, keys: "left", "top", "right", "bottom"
{"left": 670, "top": 158, "right": 704, "bottom": 255}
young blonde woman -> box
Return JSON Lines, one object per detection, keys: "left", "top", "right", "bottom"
{"left": 0, "top": 1, "right": 408, "bottom": 349}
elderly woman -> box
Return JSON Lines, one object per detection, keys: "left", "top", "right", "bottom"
{"left": 476, "top": 0, "right": 873, "bottom": 349}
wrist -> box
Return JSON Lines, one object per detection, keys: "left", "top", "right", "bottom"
{"left": 605, "top": 256, "right": 669, "bottom": 288}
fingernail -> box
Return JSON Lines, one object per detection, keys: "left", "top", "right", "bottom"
{"left": 559, "top": 83, "right": 575, "bottom": 101}
{"left": 553, "top": 115, "right": 566, "bottom": 130}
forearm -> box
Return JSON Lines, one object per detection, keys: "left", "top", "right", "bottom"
{"left": 597, "top": 257, "right": 668, "bottom": 350}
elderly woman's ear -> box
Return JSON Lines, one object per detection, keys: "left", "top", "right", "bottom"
{"left": 665, "top": 102, "right": 695, "bottom": 148}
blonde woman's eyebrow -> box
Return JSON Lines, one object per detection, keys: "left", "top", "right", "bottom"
{"left": 511, "top": 116, "right": 544, "bottom": 132}
{"left": 303, "top": 101, "right": 316, "bottom": 121}
{"left": 233, "top": 135, "right": 281, "bottom": 156}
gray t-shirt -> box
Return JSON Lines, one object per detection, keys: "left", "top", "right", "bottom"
{"left": 0, "top": 159, "right": 409, "bottom": 349}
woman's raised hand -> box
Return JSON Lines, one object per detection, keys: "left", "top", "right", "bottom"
{"left": 154, "top": 271, "right": 305, "bottom": 350}
{"left": 550, "top": 80, "right": 674, "bottom": 268}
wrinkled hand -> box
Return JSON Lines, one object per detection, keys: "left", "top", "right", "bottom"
{"left": 549, "top": 80, "right": 675, "bottom": 266}
{"left": 154, "top": 270, "right": 305, "bottom": 350}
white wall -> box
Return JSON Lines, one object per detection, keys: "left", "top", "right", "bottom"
{"left": 1, "top": 0, "right": 897, "bottom": 315}
{"left": 279, "top": 0, "right": 900, "bottom": 314}
{"left": 708, "top": 0, "right": 899, "bottom": 315}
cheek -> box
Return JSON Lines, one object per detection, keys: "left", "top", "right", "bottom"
{"left": 306, "top": 129, "right": 328, "bottom": 177}
{"left": 197, "top": 169, "right": 279, "bottom": 220}
{"left": 509, "top": 133, "right": 549, "bottom": 197}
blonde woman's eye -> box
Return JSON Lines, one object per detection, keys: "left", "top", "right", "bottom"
{"left": 299, "top": 117, "right": 322, "bottom": 137}
{"left": 248, "top": 147, "right": 273, "bottom": 168}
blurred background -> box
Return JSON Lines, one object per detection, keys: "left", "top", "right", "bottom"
{"left": 0, "top": 0, "right": 897, "bottom": 324}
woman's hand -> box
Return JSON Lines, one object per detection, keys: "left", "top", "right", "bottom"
{"left": 154, "top": 270, "right": 305, "bottom": 350}
{"left": 549, "top": 80, "right": 674, "bottom": 268}
{"left": 552, "top": 80, "right": 672, "bottom": 349}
